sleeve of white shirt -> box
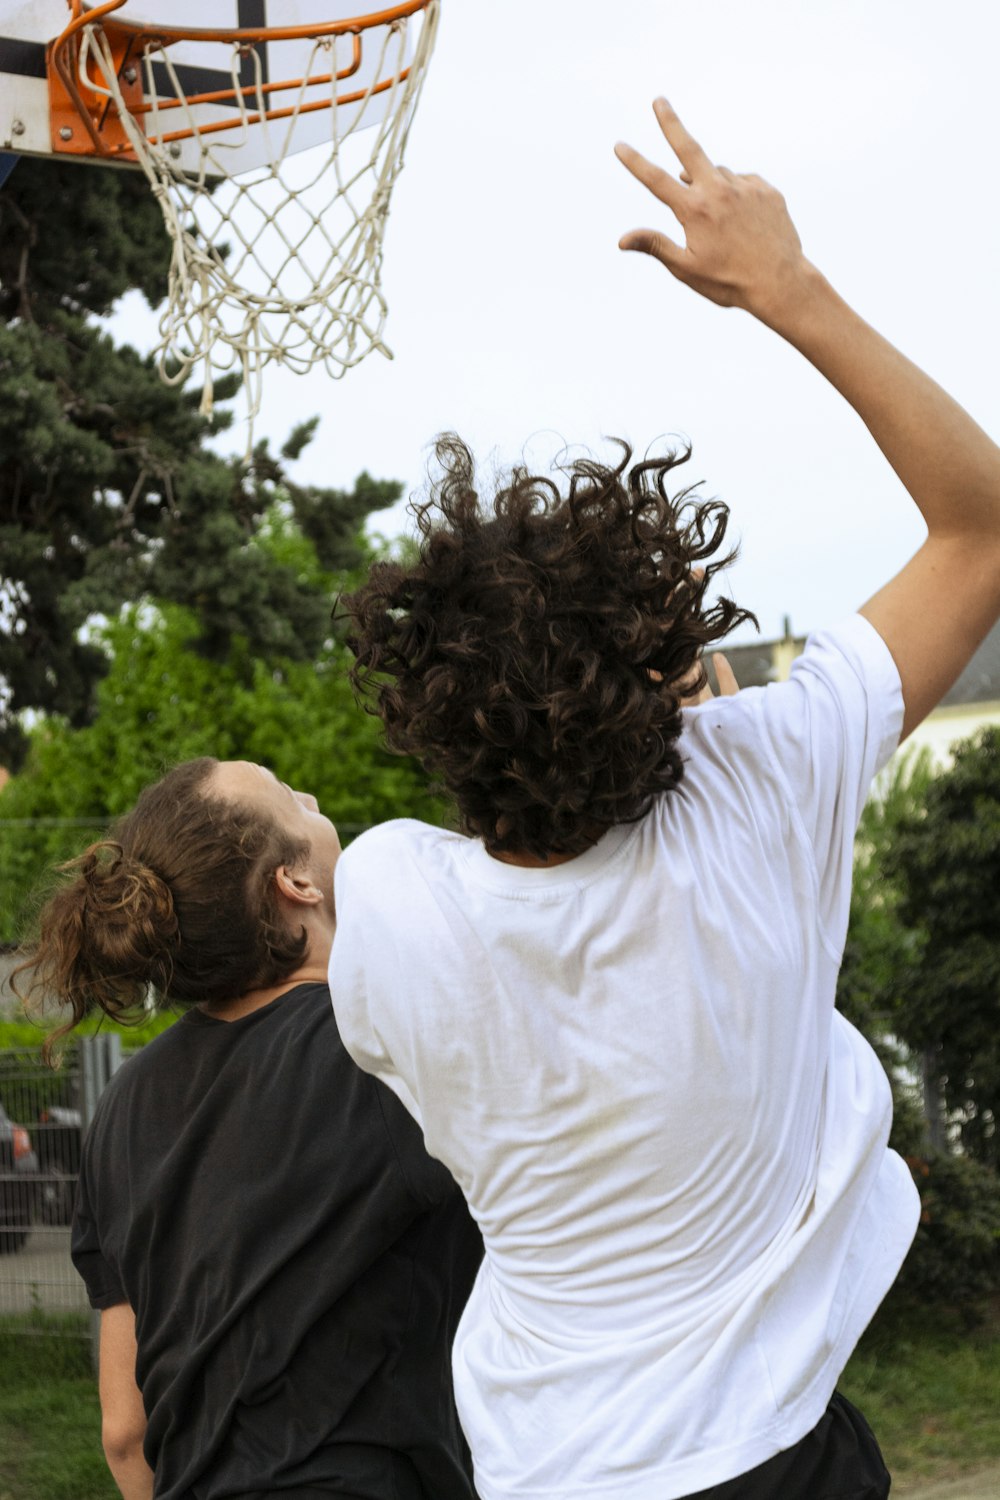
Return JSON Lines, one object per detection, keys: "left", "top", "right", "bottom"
{"left": 753, "top": 614, "right": 904, "bottom": 954}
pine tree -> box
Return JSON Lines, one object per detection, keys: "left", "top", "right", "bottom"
{"left": 0, "top": 156, "right": 399, "bottom": 769}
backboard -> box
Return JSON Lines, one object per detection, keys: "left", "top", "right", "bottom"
{"left": 0, "top": 0, "right": 441, "bottom": 437}
{"left": 0, "top": 2, "right": 420, "bottom": 175}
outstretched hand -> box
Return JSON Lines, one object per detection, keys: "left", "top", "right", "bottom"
{"left": 615, "top": 100, "right": 809, "bottom": 325}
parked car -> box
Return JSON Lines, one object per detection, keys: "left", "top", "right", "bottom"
{"left": 0, "top": 1098, "right": 39, "bottom": 1254}
{"left": 34, "top": 1104, "right": 82, "bottom": 1226}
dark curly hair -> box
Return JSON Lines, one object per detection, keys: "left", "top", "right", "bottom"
{"left": 341, "top": 436, "right": 757, "bottom": 859}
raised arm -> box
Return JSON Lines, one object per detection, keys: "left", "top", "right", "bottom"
{"left": 615, "top": 99, "right": 1000, "bottom": 740}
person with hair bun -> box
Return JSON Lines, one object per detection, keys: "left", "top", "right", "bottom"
{"left": 15, "top": 756, "right": 482, "bottom": 1500}
{"left": 327, "top": 101, "right": 1000, "bottom": 1500}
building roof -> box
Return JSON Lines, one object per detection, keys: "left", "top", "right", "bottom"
{"left": 720, "top": 619, "right": 1000, "bottom": 706}
{"left": 717, "top": 637, "right": 803, "bottom": 690}
{"left": 940, "top": 619, "right": 1000, "bottom": 707}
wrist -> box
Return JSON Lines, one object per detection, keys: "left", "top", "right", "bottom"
{"left": 746, "top": 258, "right": 834, "bottom": 336}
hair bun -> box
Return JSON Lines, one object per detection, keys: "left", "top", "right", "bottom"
{"left": 78, "top": 841, "right": 179, "bottom": 974}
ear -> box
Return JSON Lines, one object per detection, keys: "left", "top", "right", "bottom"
{"left": 274, "top": 866, "right": 324, "bottom": 907}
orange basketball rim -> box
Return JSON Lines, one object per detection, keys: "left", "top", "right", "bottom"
{"left": 47, "top": 0, "right": 437, "bottom": 162}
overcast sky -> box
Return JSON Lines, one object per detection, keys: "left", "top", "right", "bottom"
{"left": 114, "top": 0, "right": 1000, "bottom": 642}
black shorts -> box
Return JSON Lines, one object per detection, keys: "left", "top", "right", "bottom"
{"left": 685, "top": 1392, "right": 890, "bottom": 1500}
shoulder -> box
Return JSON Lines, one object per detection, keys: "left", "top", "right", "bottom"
{"left": 342, "top": 817, "right": 455, "bottom": 856}
{"left": 337, "top": 819, "right": 464, "bottom": 882}
{"left": 683, "top": 616, "right": 901, "bottom": 754}
{"left": 762, "top": 614, "right": 904, "bottom": 783}
{"left": 81, "top": 1015, "right": 194, "bottom": 1132}
{"left": 101, "top": 1016, "right": 188, "bottom": 1088}
{"left": 787, "top": 614, "right": 902, "bottom": 702}
{"left": 671, "top": 616, "right": 903, "bottom": 843}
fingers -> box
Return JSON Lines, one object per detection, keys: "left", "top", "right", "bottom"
{"left": 677, "top": 664, "right": 711, "bottom": 707}
{"left": 613, "top": 139, "right": 686, "bottom": 215}
{"left": 651, "top": 97, "right": 714, "bottom": 181}
{"left": 614, "top": 101, "right": 718, "bottom": 276}
{"left": 712, "top": 652, "right": 740, "bottom": 696}
{"left": 617, "top": 227, "right": 685, "bottom": 273}
{"left": 675, "top": 647, "right": 740, "bottom": 706}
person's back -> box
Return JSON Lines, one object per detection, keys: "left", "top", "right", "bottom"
{"left": 331, "top": 619, "right": 913, "bottom": 1494}
{"left": 15, "top": 756, "right": 482, "bottom": 1500}
{"left": 329, "top": 101, "right": 1000, "bottom": 1500}
{"left": 75, "top": 981, "right": 481, "bottom": 1500}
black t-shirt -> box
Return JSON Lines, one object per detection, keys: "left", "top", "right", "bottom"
{"left": 72, "top": 983, "right": 483, "bottom": 1500}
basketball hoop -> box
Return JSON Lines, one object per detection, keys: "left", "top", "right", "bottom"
{"left": 46, "top": 1, "right": 441, "bottom": 437}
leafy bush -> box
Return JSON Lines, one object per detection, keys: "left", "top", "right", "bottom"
{"left": 0, "top": 1013, "right": 176, "bottom": 1054}
{"left": 880, "top": 1152, "right": 1000, "bottom": 1326}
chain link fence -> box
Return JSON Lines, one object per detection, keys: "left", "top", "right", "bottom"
{"left": 0, "top": 1037, "right": 123, "bottom": 1352}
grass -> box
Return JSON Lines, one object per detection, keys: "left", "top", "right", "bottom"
{"left": 0, "top": 1010, "right": 178, "bottom": 1053}
{"left": 1, "top": 1311, "right": 999, "bottom": 1498}
{"left": 840, "top": 1302, "right": 1000, "bottom": 1488}
{"left": 0, "top": 1323, "right": 115, "bottom": 1500}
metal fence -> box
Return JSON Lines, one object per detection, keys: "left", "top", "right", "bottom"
{"left": 0, "top": 1037, "right": 122, "bottom": 1345}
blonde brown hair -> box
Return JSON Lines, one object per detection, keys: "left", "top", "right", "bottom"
{"left": 13, "top": 758, "right": 310, "bottom": 1061}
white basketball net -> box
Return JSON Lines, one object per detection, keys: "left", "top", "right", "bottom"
{"left": 77, "top": 3, "right": 440, "bottom": 435}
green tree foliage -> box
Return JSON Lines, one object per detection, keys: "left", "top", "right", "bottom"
{"left": 0, "top": 155, "right": 399, "bottom": 768}
{"left": 836, "top": 749, "right": 935, "bottom": 1158}
{"left": 0, "top": 586, "right": 449, "bottom": 946}
{"left": 880, "top": 1151, "right": 1000, "bottom": 1326}
{"left": 885, "top": 728, "right": 1000, "bottom": 1170}
{"left": 837, "top": 739, "right": 1000, "bottom": 1325}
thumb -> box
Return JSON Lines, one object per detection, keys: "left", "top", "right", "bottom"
{"left": 619, "top": 228, "right": 685, "bottom": 272}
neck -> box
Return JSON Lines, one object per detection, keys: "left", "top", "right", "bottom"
{"left": 200, "top": 963, "right": 330, "bottom": 1021}
{"left": 489, "top": 848, "right": 579, "bottom": 868}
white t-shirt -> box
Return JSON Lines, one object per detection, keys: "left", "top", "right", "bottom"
{"left": 329, "top": 614, "right": 920, "bottom": 1500}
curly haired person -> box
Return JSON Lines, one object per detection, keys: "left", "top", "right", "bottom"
{"left": 15, "top": 760, "right": 482, "bottom": 1500}
{"left": 327, "top": 101, "right": 1000, "bottom": 1500}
